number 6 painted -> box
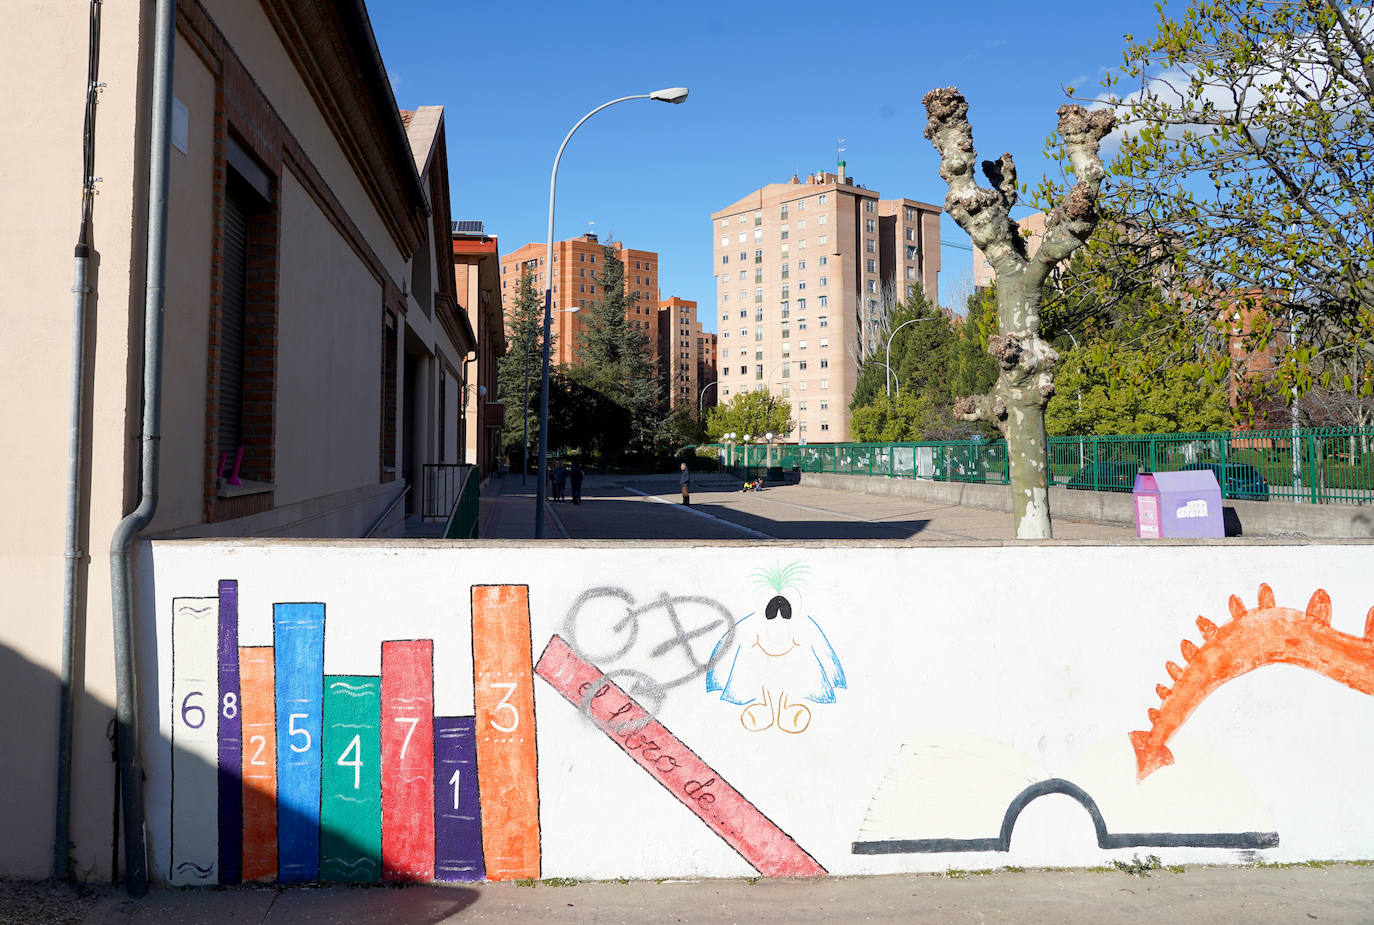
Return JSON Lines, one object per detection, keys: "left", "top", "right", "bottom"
{"left": 489, "top": 681, "right": 519, "bottom": 732}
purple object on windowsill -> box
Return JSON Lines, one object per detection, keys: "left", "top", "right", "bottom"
{"left": 227, "top": 446, "right": 244, "bottom": 487}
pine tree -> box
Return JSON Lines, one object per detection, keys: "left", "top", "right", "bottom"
{"left": 495, "top": 269, "right": 547, "bottom": 469}
{"left": 567, "top": 244, "right": 663, "bottom": 463}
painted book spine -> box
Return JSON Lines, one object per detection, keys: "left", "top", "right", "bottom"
{"left": 381, "top": 640, "right": 435, "bottom": 881}
{"left": 171, "top": 596, "right": 220, "bottom": 885}
{"left": 239, "top": 646, "right": 277, "bottom": 881}
{"left": 434, "top": 716, "right": 484, "bottom": 881}
{"left": 216, "top": 580, "right": 242, "bottom": 885}
{"left": 320, "top": 675, "right": 382, "bottom": 882}
{"left": 471, "top": 585, "right": 540, "bottom": 881}
{"left": 273, "top": 602, "right": 324, "bottom": 883}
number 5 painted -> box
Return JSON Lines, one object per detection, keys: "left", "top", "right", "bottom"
{"left": 489, "top": 681, "right": 519, "bottom": 732}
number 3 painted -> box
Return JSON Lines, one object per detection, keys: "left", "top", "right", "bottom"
{"left": 489, "top": 682, "right": 519, "bottom": 732}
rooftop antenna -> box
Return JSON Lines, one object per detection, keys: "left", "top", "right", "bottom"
{"left": 837, "top": 138, "right": 846, "bottom": 165}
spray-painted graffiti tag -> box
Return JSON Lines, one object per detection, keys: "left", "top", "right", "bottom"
{"left": 563, "top": 587, "right": 734, "bottom": 733}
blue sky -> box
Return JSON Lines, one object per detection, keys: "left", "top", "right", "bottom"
{"left": 371, "top": 1, "right": 1162, "bottom": 332}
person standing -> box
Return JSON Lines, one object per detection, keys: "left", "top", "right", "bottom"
{"left": 553, "top": 461, "right": 568, "bottom": 503}
{"left": 679, "top": 462, "right": 691, "bottom": 505}
{"left": 570, "top": 462, "right": 584, "bottom": 505}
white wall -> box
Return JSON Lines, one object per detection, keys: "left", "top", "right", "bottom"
{"left": 141, "top": 541, "right": 1374, "bottom": 883}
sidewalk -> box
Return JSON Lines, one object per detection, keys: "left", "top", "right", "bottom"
{"left": 484, "top": 471, "right": 1135, "bottom": 542}
{"left": 15, "top": 862, "right": 1370, "bottom": 924}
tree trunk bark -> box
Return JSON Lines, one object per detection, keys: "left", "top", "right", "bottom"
{"left": 997, "top": 274, "right": 1057, "bottom": 538}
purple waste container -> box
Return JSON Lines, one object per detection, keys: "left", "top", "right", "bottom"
{"left": 1134, "top": 470, "right": 1224, "bottom": 538}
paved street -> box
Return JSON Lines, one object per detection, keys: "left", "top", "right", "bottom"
{"left": 480, "top": 471, "right": 1135, "bottom": 542}
{"left": 5, "top": 863, "right": 1365, "bottom": 924}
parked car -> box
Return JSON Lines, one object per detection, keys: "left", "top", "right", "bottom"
{"left": 1065, "top": 460, "right": 1142, "bottom": 491}
{"left": 1181, "top": 462, "right": 1271, "bottom": 501}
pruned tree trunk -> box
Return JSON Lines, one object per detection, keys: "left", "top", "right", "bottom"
{"left": 924, "top": 88, "right": 1114, "bottom": 538}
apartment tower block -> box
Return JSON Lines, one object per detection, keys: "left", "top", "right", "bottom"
{"left": 500, "top": 234, "right": 661, "bottom": 367}
{"left": 711, "top": 166, "right": 940, "bottom": 440}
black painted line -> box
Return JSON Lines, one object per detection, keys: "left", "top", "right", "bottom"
{"left": 851, "top": 777, "right": 1281, "bottom": 855}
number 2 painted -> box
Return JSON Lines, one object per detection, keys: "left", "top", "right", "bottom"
{"left": 489, "top": 682, "right": 519, "bottom": 732}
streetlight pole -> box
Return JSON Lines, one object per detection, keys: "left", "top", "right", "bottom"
{"left": 522, "top": 305, "right": 577, "bottom": 486}
{"left": 535, "top": 87, "right": 689, "bottom": 537}
{"left": 698, "top": 380, "right": 717, "bottom": 415}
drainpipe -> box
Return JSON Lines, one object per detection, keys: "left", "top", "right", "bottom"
{"left": 108, "top": 0, "right": 175, "bottom": 897}
{"left": 55, "top": 0, "right": 104, "bottom": 883}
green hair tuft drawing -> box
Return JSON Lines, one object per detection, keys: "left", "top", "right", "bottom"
{"left": 750, "top": 561, "right": 811, "bottom": 594}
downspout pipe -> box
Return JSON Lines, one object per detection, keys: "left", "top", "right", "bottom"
{"left": 109, "top": 0, "right": 175, "bottom": 897}
{"left": 55, "top": 0, "right": 104, "bottom": 882}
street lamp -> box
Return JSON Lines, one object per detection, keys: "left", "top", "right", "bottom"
{"left": 522, "top": 305, "right": 577, "bottom": 486}
{"left": 698, "top": 380, "right": 717, "bottom": 414}
{"left": 885, "top": 316, "right": 941, "bottom": 398}
{"left": 535, "top": 87, "right": 689, "bottom": 537}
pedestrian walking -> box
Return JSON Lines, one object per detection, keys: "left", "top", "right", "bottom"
{"left": 553, "top": 461, "right": 568, "bottom": 503}
{"left": 679, "top": 462, "right": 691, "bottom": 505}
{"left": 570, "top": 462, "right": 584, "bottom": 505}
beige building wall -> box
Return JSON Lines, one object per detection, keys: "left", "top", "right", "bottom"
{"left": 713, "top": 170, "right": 918, "bottom": 441}
{"left": 274, "top": 170, "right": 385, "bottom": 506}
{"left": 0, "top": 0, "right": 444, "bottom": 879}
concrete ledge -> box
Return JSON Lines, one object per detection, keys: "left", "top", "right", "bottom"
{"left": 802, "top": 472, "right": 1374, "bottom": 539}
{"left": 153, "top": 480, "right": 406, "bottom": 540}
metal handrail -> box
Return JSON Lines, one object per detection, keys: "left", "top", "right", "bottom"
{"left": 365, "top": 484, "right": 410, "bottom": 538}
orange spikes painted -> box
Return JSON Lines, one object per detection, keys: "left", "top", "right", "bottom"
{"left": 1180, "top": 639, "right": 1200, "bottom": 662}
{"left": 1156, "top": 683, "right": 1171, "bottom": 700}
{"left": 1365, "top": 606, "right": 1374, "bottom": 640}
{"left": 1306, "top": 589, "right": 1332, "bottom": 625}
{"left": 1228, "top": 595, "right": 1247, "bottom": 620}
{"left": 1166, "top": 661, "right": 1184, "bottom": 681}
{"left": 1196, "top": 616, "right": 1218, "bottom": 640}
{"left": 1257, "top": 583, "right": 1276, "bottom": 609}
{"left": 1147, "top": 707, "right": 1161, "bottom": 724}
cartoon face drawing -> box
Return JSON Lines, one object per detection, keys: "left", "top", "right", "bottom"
{"left": 705, "top": 563, "right": 846, "bottom": 734}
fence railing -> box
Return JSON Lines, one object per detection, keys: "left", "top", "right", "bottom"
{"left": 700, "top": 426, "right": 1374, "bottom": 505}
{"left": 443, "top": 466, "right": 480, "bottom": 539}
{"left": 422, "top": 463, "right": 475, "bottom": 521}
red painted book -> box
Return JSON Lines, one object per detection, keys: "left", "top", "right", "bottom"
{"left": 380, "top": 640, "right": 435, "bottom": 881}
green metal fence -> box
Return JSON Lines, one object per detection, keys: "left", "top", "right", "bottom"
{"left": 702, "top": 426, "right": 1374, "bottom": 505}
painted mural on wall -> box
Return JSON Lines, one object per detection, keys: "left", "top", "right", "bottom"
{"left": 705, "top": 563, "right": 847, "bottom": 735}
{"left": 1130, "top": 583, "right": 1374, "bottom": 779}
{"left": 149, "top": 545, "right": 1374, "bottom": 885}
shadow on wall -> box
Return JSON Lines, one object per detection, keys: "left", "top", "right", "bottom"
{"left": 0, "top": 642, "right": 110, "bottom": 880}
{"left": 0, "top": 642, "right": 479, "bottom": 910}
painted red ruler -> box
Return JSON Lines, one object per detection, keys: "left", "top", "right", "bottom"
{"left": 535, "top": 634, "right": 826, "bottom": 877}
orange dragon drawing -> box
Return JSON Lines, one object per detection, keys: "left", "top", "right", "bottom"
{"left": 1131, "top": 583, "right": 1374, "bottom": 780}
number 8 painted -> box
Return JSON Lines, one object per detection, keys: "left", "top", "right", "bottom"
{"left": 222, "top": 692, "right": 237, "bottom": 719}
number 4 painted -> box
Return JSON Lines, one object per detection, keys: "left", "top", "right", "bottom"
{"left": 489, "top": 681, "right": 519, "bottom": 733}
{"left": 337, "top": 735, "right": 362, "bottom": 789}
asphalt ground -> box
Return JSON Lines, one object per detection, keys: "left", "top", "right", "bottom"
{"left": 483, "top": 472, "right": 1134, "bottom": 542}
{"left": 5, "top": 862, "right": 1371, "bottom": 924}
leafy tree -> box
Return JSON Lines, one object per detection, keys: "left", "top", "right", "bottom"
{"left": 924, "top": 87, "right": 1115, "bottom": 537}
{"left": 566, "top": 244, "right": 663, "bottom": 464}
{"left": 1046, "top": 346, "right": 1231, "bottom": 435}
{"left": 951, "top": 287, "right": 1000, "bottom": 400}
{"left": 849, "top": 291, "right": 956, "bottom": 412}
{"left": 495, "top": 269, "right": 547, "bottom": 464}
{"left": 704, "top": 390, "right": 794, "bottom": 442}
{"left": 1080, "top": 0, "right": 1374, "bottom": 393}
